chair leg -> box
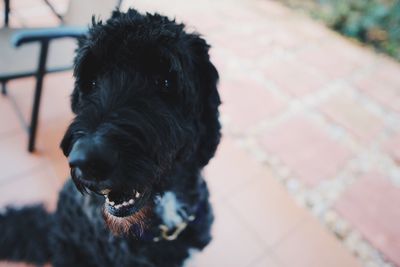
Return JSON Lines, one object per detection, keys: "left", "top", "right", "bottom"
{"left": 4, "top": 0, "right": 10, "bottom": 27}
{"left": 28, "top": 40, "right": 49, "bottom": 152}
{"left": 28, "top": 80, "right": 43, "bottom": 152}
{"left": 1, "top": 81, "right": 7, "bottom": 96}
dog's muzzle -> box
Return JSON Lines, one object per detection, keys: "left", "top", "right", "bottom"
{"left": 68, "top": 137, "right": 118, "bottom": 184}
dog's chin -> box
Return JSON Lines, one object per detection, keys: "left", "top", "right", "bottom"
{"left": 102, "top": 203, "right": 152, "bottom": 236}
{"left": 99, "top": 189, "right": 154, "bottom": 236}
{"left": 72, "top": 178, "right": 154, "bottom": 236}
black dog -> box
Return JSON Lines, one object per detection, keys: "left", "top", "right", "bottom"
{"left": 0, "top": 8, "right": 220, "bottom": 267}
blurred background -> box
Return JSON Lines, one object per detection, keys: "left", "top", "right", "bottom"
{"left": 0, "top": 0, "right": 399, "bottom": 266}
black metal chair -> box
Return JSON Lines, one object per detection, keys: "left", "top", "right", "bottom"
{"left": 1, "top": 0, "right": 121, "bottom": 152}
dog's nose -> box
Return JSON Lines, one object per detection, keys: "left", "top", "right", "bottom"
{"left": 68, "top": 137, "right": 117, "bottom": 181}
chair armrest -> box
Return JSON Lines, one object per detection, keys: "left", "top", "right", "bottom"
{"left": 11, "top": 26, "right": 87, "bottom": 47}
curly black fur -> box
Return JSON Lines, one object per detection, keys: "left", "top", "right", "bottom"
{"left": 0, "top": 8, "right": 220, "bottom": 267}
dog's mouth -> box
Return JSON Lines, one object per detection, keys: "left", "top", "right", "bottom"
{"left": 70, "top": 168, "right": 152, "bottom": 218}
{"left": 101, "top": 188, "right": 151, "bottom": 218}
{"left": 70, "top": 168, "right": 156, "bottom": 235}
{"left": 100, "top": 187, "right": 154, "bottom": 236}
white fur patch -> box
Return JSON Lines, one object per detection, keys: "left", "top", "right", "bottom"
{"left": 155, "top": 191, "right": 184, "bottom": 229}
{"left": 0, "top": 207, "right": 6, "bottom": 215}
{"left": 183, "top": 248, "right": 200, "bottom": 267}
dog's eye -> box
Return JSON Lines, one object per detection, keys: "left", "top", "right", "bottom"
{"left": 163, "top": 79, "right": 169, "bottom": 88}
{"left": 155, "top": 78, "right": 170, "bottom": 91}
{"left": 91, "top": 81, "right": 97, "bottom": 89}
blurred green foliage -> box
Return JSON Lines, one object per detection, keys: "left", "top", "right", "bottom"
{"left": 282, "top": 0, "right": 400, "bottom": 60}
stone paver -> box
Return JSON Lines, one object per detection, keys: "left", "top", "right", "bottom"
{"left": 251, "top": 254, "right": 281, "bottom": 267}
{"left": 7, "top": 73, "right": 73, "bottom": 125}
{"left": 219, "top": 79, "right": 286, "bottom": 131}
{"left": 0, "top": 166, "right": 64, "bottom": 212}
{"left": 185, "top": 201, "right": 265, "bottom": 267}
{"left": 354, "top": 62, "right": 400, "bottom": 113}
{"left": 205, "top": 137, "right": 272, "bottom": 198}
{"left": 0, "top": 96, "right": 22, "bottom": 137}
{"left": 384, "top": 133, "right": 400, "bottom": 164}
{"left": 227, "top": 170, "right": 308, "bottom": 247}
{"left": 264, "top": 58, "right": 328, "bottom": 97}
{"left": 273, "top": 217, "right": 362, "bottom": 267}
{"left": 261, "top": 116, "right": 352, "bottom": 187}
{"left": 335, "top": 172, "right": 400, "bottom": 266}
{"left": 320, "top": 90, "right": 384, "bottom": 143}
{"left": 295, "top": 41, "right": 366, "bottom": 80}
{"left": 0, "top": 133, "right": 46, "bottom": 182}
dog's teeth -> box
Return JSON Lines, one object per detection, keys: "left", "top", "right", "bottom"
{"left": 105, "top": 198, "right": 110, "bottom": 203}
{"left": 109, "top": 201, "right": 115, "bottom": 206}
{"left": 135, "top": 192, "right": 140, "bottom": 198}
{"left": 122, "top": 201, "right": 129, "bottom": 206}
{"left": 129, "top": 199, "right": 134, "bottom": 204}
{"left": 115, "top": 204, "right": 122, "bottom": 209}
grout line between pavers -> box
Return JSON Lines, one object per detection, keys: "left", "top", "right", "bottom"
{"left": 246, "top": 248, "right": 286, "bottom": 267}
{"left": 236, "top": 129, "right": 397, "bottom": 266}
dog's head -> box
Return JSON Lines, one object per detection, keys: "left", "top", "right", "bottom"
{"left": 60, "top": 9, "right": 220, "bottom": 235}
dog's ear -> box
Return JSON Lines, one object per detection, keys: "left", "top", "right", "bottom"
{"left": 189, "top": 35, "right": 221, "bottom": 167}
{"left": 110, "top": 8, "right": 139, "bottom": 20}
{"left": 71, "top": 35, "right": 90, "bottom": 113}
{"left": 71, "top": 21, "right": 102, "bottom": 113}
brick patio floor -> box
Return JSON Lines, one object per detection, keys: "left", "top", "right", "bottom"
{"left": 1, "top": 0, "right": 400, "bottom": 266}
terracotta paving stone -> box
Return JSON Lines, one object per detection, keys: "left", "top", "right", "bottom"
{"left": 35, "top": 112, "right": 72, "bottom": 157}
{"left": 227, "top": 170, "right": 309, "bottom": 247}
{"left": 273, "top": 217, "right": 362, "bottom": 267}
{"left": 0, "top": 262, "right": 52, "bottom": 267}
{"left": 361, "top": 57, "right": 399, "bottom": 88}
{"left": 35, "top": 117, "right": 72, "bottom": 181}
{"left": 205, "top": 137, "right": 273, "bottom": 199}
{"left": 16, "top": 12, "right": 60, "bottom": 28}
{"left": 261, "top": 116, "right": 352, "bottom": 187}
{"left": 334, "top": 172, "right": 400, "bottom": 266}
{"left": 0, "top": 132, "right": 47, "bottom": 182}
{"left": 7, "top": 72, "right": 74, "bottom": 126}
{"left": 286, "top": 17, "right": 333, "bottom": 42}
{"left": 4, "top": 0, "right": 44, "bottom": 9}
{"left": 250, "top": 0, "right": 292, "bottom": 18}
{"left": 320, "top": 90, "right": 384, "bottom": 143}
{"left": 208, "top": 50, "right": 227, "bottom": 76}
{"left": 354, "top": 63, "right": 400, "bottom": 113}
{"left": 5, "top": 78, "right": 35, "bottom": 126}
{"left": 0, "top": 263, "right": 37, "bottom": 267}
{"left": 0, "top": 167, "right": 64, "bottom": 212}
{"left": 384, "top": 133, "right": 400, "bottom": 164}
{"left": 219, "top": 79, "right": 286, "bottom": 130}
{"left": 2, "top": 0, "right": 67, "bottom": 28}
{"left": 252, "top": 254, "right": 281, "bottom": 267}
{"left": 221, "top": 34, "right": 272, "bottom": 62}
{"left": 185, "top": 201, "right": 264, "bottom": 267}
{"left": 295, "top": 41, "right": 365, "bottom": 80}
{"left": 266, "top": 29, "right": 302, "bottom": 51}
{"left": 264, "top": 58, "right": 328, "bottom": 97}
{"left": 212, "top": 23, "right": 285, "bottom": 62}
{"left": 0, "top": 95, "right": 23, "bottom": 137}
{"left": 40, "top": 74, "right": 74, "bottom": 119}
{"left": 48, "top": 160, "right": 70, "bottom": 184}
